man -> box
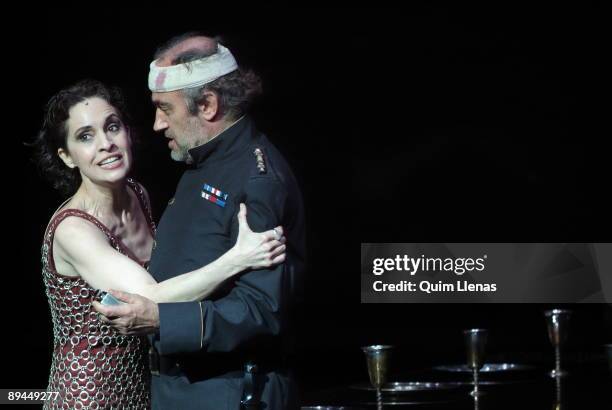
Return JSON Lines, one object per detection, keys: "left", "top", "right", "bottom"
{"left": 95, "top": 33, "right": 305, "bottom": 409}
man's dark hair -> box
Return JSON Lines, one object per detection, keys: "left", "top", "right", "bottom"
{"left": 155, "top": 33, "right": 262, "bottom": 120}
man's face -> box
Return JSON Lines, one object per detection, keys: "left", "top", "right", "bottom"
{"left": 152, "top": 91, "right": 205, "bottom": 162}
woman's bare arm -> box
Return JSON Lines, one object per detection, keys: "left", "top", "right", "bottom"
{"left": 53, "top": 205, "right": 285, "bottom": 303}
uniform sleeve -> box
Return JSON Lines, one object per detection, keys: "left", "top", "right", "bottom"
{"left": 156, "top": 176, "right": 289, "bottom": 354}
{"left": 156, "top": 302, "right": 203, "bottom": 354}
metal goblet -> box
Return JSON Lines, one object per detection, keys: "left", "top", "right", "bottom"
{"left": 464, "top": 329, "right": 487, "bottom": 397}
{"left": 361, "top": 345, "right": 392, "bottom": 408}
{"left": 544, "top": 309, "right": 571, "bottom": 378}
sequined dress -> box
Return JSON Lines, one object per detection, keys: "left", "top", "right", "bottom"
{"left": 41, "top": 179, "right": 155, "bottom": 410}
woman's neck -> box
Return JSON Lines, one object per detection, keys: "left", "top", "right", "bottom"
{"left": 71, "top": 178, "right": 132, "bottom": 223}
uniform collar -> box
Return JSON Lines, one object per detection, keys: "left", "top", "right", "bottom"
{"left": 187, "top": 116, "right": 252, "bottom": 167}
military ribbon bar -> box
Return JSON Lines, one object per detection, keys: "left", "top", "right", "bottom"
{"left": 202, "top": 183, "right": 229, "bottom": 201}
{"left": 201, "top": 191, "right": 226, "bottom": 208}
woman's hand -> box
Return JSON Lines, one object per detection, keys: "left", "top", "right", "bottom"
{"left": 231, "top": 203, "right": 287, "bottom": 271}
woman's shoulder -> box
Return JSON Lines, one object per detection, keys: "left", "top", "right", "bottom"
{"left": 47, "top": 210, "right": 113, "bottom": 273}
{"left": 52, "top": 211, "right": 110, "bottom": 246}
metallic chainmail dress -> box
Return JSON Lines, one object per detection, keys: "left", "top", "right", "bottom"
{"left": 41, "top": 180, "right": 155, "bottom": 410}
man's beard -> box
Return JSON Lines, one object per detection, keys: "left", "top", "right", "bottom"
{"left": 170, "top": 140, "right": 190, "bottom": 162}
{"left": 169, "top": 118, "right": 204, "bottom": 163}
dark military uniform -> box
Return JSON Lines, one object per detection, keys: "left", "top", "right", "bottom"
{"left": 148, "top": 117, "right": 305, "bottom": 410}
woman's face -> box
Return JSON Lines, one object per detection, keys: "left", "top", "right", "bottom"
{"left": 58, "top": 97, "right": 132, "bottom": 187}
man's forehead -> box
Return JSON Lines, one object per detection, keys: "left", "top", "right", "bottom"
{"left": 152, "top": 90, "right": 184, "bottom": 107}
{"left": 152, "top": 92, "right": 172, "bottom": 103}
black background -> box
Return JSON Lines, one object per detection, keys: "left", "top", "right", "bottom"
{"left": 3, "top": 3, "right": 611, "bottom": 403}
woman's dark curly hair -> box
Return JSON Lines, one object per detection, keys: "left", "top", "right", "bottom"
{"left": 32, "top": 80, "right": 132, "bottom": 196}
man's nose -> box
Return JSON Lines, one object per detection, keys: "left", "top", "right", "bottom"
{"left": 153, "top": 109, "right": 168, "bottom": 131}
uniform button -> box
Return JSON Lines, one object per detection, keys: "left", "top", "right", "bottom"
{"left": 168, "top": 197, "right": 175, "bottom": 205}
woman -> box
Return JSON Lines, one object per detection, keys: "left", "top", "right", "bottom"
{"left": 34, "top": 79, "right": 286, "bottom": 409}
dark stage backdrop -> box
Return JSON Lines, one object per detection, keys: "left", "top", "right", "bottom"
{"left": 4, "top": 4, "right": 610, "bottom": 397}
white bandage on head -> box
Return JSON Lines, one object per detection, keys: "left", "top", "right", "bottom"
{"left": 148, "top": 44, "right": 238, "bottom": 92}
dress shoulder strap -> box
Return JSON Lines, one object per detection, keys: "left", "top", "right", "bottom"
{"left": 126, "top": 178, "right": 156, "bottom": 235}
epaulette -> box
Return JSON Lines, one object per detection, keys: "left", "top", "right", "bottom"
{"left": 253, "top": 147, "right": 267, "bottom": 174}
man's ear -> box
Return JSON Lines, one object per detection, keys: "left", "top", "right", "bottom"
{"left": 57, "top": 148, "right": 76, "bottom": 169}
{"left": 198, "top": 91, "right": 219, "bottom": 121}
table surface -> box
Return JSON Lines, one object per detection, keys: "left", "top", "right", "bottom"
{"left": 301, "top": 363, "right": 612, "bottom": 409}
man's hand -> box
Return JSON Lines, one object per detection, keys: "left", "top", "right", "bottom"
{"left": 92, "top": 289, "right": 160, "bottom": 336}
